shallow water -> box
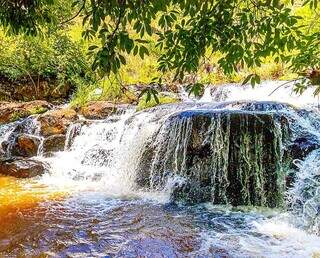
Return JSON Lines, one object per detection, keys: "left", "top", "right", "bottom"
{"left": 0, "top": 180, "right": 319, "bottom": 257}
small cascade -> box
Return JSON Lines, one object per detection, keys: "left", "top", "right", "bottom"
{"left": 37, "top": 107, "right": 172, "bottom": 198}
{"left": 0, "top": 117, "right": 41, "bottom": 158}
{"left": 288, "top": 150, "right": 320, "bottom": 235}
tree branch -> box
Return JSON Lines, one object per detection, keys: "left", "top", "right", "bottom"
{"left": 60, "top": 0, "right": 86, "bottom": 25}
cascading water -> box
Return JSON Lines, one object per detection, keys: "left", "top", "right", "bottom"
{"left": 1, "top": 81, "right": 320, "bottom": 257}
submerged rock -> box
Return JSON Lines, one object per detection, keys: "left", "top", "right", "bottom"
{"left": 0, "top": 158, "right": 48, "bottom": 178}
{"left": 80, "top": 101, "right": 117, "bottom": 119}
{"left": 38, "top": 108, "right": 78, "bottom": 136}
{"left": 215, "top": 100, "right": 296, "bottom": 112}
{"left": 138, "top": 109, "right": 290, "bottom": 208}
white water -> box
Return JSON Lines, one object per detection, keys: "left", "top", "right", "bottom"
{"left": 5, "top": 81, "right": 320, "bottom": 257}
{"left": 199, "top": 80, "right": 320, "bottom": 108}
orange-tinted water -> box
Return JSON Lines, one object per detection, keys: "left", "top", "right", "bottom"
{"left": 0, "top": 176, "right": 65, "bottom": 217}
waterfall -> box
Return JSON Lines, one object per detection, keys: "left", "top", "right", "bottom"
{"left": 137, "top": 109, "right": 288, "bottom": 207}
{"left": 37, "top": 107, "right": 175, "bottom": 199}
{"left": 1, "top": 81, "right": 320, "bottom": 236}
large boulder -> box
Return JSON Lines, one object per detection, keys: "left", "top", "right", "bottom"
{"left": 42, "top": 134, "right": 66, "bottom": 154}
{"left": 0, "top": 100, "right": 51, "bottom": 124}
{"left": 37, "top": 108, "right": 78, "bottom": 136}
{"left": 80, "top": 101, "right": 117, "bottom": 119}
{"left": 10, "top": 134, "right": 41, "bottom": 157}
{"left": 0, "top": 158, "right": 48, "bottom": 178}
{"left": 137, "top": 109, "right": 290, "bottom": 208}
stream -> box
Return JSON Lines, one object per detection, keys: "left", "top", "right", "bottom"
{"left": 0, "top": 81, "right": 320, "bottom": 257}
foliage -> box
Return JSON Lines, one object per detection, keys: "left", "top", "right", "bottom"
{"left": 0, "top": 30, "right": 94, "bottom": 93}
{"left": 63, "top": 0, "right": 320, "bottom": 97}
{"left": 137, "top": 94, "right": 179, "bottom": 110}
{"left": 0, "top": 0, "right": 320, "bottom": 102}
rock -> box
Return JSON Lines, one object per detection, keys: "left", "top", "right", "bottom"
{"left": 38, "top": 108, "right": 78, "bottom": 136}
{"left": 0, "top": 100, "right": 51, "bottom": 124}
{"left": 289, "top": 135, "right": 320, "bottom": 161}
{"left": 42, "top": 134, "right": 66, "bottom": 153}
{"left": 0, "top": 158, "right": 48, "bottom": 178}
{"left": 137, "top": 109, "right": 290, "bottom": 208}
{"left": 0, "top": 118, "right": 40, "bottom": 157}
{"left": 65, "top": 122, "right": 83, "bottom": 149}
{"left": 80, "top": 101, "right": 117, "bottom": 119}
{"left": 11, "top": 134, "right": 41, "bottom": 157}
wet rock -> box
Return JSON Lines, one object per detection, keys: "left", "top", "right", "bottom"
{"left": 137, "top": 109, "right": 290, "bottom": 208}
{"left": 80, "top": 101, "right": 117, "bottom": 119}
{"left": 0, "top": 100, "right": 51, "bottom": 124}
{"left": 0, "top": 147, "right": 5, "bottom": 158}
{"left": 289, "top": 134, "right": 320, "bottom": 161}
{"left": 0, "top": 158, "right": 48, "bottom": 178}
{"left": 38, "top": 108, "right": 78, "bottom": 136}
{"left": 42, "top": 134, "right": 66, "bottom": 154}
{"left": 64, "top": 122, "right": 83, "bottom": 150}
{"left": 1, "top": 118, "right": 41, "bottom": 157}
{"left": 11, "top": 134, "right": 41, "bottom": 157}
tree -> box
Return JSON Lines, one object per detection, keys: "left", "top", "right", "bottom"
{"left": 0, "top": 0, "right": 319, "bottom": 97}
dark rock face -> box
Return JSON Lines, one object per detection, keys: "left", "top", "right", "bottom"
{"left": 138, "top": 109, "right": 290, "bottom": 208}
{"left": 289, "top": 135, "right": 320, "bottom": 161}
{"left": 11, "top": 134, "right": 41, "bottom": 157}
{"left": 0, "top": 158, "right": 48, "bottom": 178}
{"left": 42, "top": 134, "right": 66, "bottom": 154}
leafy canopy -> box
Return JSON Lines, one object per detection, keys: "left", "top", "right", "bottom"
{"left": 0, "top": 0, "right": 319, "bottom": 97}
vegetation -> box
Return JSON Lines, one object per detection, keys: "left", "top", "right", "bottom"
{"left": 0, "top": 31, "right": 93, "bottom": 88}
{"left": 0, "top": 1, "right": 319, "bottom": 106}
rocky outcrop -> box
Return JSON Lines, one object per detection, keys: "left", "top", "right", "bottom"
{"left": 0, "top": 158, "right": 48, "bottom": 178}
{"left": 37, "top": 108, "right": 78, "bottom": 136}
{"left": 0, "top": 100, "right": 51, "bottom": 124}
{"left": 137, "top": 109, "right": 290, "bottom": 208}
{"left": 42, "top": 134, "right": 66, "bottom": 154}
{"left": 80, "top": 101, "right": 117, "bottom": 119}
{"left": 11, "top": 134, "right": 41, "bottom": 157}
